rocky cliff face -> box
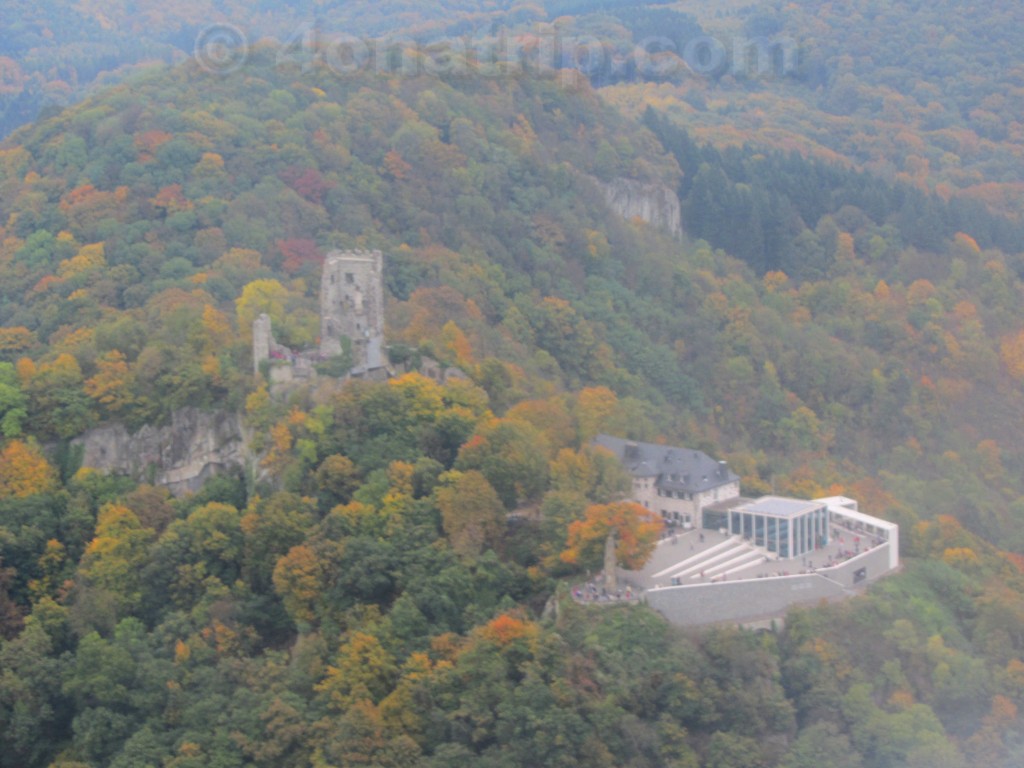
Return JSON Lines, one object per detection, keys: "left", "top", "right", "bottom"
{"left": 71, "top": 408, "right": 249, "bottom": 496}
{"left": 603, "top": 178, "right": 683, "bottom": 238}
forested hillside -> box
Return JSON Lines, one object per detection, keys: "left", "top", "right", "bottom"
{"left": 603, "top": 0, "right": 1024, "bottom": 211}
{"left": 8, "top": 0, "right": 1024, "bottom": 215}
{"left": 4, "top": 46, "right": 1024, "bottom": 542}
{"left": 1, "top": 6, "right": 1024, "bottom": 767}
{"left": 0, "top": 0, "right": 542, "bottom": 139}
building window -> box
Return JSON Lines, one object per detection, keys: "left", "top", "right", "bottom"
{"left": 345, "top": 272, "right": 355, "bottom": 284}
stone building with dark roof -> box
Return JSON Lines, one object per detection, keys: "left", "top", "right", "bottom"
{"left": 594, "top": 434, "right": 741, "bottom": 528}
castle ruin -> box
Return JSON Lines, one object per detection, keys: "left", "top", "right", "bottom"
{"left": 252, "top": 249, "right": 387, "bottom": 383}
{"left": 252, "top": 313, "right": 280, "bottom": 374}
{"left": 320, "top": 249, "right": 385, "bottom": 373}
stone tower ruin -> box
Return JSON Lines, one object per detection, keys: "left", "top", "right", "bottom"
{"left": 320, "top": 249, "right": 385, "bottom": 372}
{"left": 252, "top": 313, "right": 273, "bottom": 374}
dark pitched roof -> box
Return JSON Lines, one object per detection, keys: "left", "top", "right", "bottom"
{"left": 594, "top": 434, "right": 740, "bottom": 494}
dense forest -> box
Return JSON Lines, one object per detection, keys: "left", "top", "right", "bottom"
{"left": 0, "top": 0, "right": 550, "bottom": 139}
{"left": 2, "top": 1, "right": 1024, "bottom": 766}
{"left": 639, "top": 110, "right": 1024, "bottom": 279}
{"left": 602, "top": 0, "right": 1024, "bottom": 211}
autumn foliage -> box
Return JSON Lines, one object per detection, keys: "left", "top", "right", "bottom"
{"left": 476, "top": 613, "right": 540, "bottom": 647}
{"left": 0, "top": 439, "right": 56, "bottom": 498}
{"left": 561, "top": 501, "right": 663, "bottom": 570}
{"left": 1, "top": 10, "right": 1024, "bottom": 766}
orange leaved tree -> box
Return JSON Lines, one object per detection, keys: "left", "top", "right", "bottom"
{"left": 561, "top": 501, "right": 663, "bottom": 571}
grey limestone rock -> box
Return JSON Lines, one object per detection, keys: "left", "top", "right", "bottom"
{"left": 71, "top": 408, "right": 248, "bottom": 496}
{"left": 603, "top": 177, "right": 682, "bottom": 238}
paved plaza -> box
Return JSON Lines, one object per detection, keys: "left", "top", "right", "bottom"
{"left": 619, "top": 519, "right": 885, "bottom": 594}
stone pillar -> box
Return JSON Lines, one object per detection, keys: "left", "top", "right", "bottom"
{"left": 604, "top": 531, "right": 617, "bottom": 592}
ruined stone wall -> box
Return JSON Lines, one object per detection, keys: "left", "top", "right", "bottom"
{"left": 252, "top": 313, "right": 273, "bottom": 374}
{"left": 320, "top": 250, "right": 385, "bottom": 370}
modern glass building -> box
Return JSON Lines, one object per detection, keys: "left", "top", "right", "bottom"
{"left": 725, "top": 496, "right": 829, "bottom": 559}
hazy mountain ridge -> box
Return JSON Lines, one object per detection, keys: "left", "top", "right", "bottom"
{"left": 0, "top": 0, "right": 544, "bottom": 138}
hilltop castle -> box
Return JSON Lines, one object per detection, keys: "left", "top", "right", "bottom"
{"left": 253, "top": 249, "right": 388, "bottom": 383}
{"left": 319, "top": 250, "right": 385, "bottom": 372}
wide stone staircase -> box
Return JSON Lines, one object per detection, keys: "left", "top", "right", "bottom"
{"left": 638, "top": 532, "right": 769, "bottom": 588}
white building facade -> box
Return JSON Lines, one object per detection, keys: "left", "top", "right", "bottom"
{"left": 595, "top": 435, "right": 741, "bottom": 528}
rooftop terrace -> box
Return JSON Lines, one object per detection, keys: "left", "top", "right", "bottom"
{"left": 739, "top": 496, "right": 824, "bottom": 518}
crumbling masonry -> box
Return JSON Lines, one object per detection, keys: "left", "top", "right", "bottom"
{"left": 319, "top": 249, "right": 385, "bottom": 373}
{"left": 252, "top": 249, "right": 386, "bottom": 378}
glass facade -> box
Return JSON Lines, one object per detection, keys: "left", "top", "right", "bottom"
{"left": 703, "top": 509, "right": 728, "bottom": 531}
{"left": 726, "top": 501, "right": 829, "bottom": 560}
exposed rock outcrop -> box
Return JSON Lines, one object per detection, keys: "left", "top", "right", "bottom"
{"left": 602, "top": 177, "right": 683, "bottom": 238}
{"left": 71, "top": 408, "right": 249, "bottom": 496}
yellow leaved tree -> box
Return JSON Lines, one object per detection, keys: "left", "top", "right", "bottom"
{"left": 0, "top": 440, "right": 57, "bottom": 499}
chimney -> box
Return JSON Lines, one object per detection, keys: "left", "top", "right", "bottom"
{"left": 624, "top": 442, "right": 638, "bottom": 460}
{"left": 718, "top": 460, "right": 727, "bottom": 478}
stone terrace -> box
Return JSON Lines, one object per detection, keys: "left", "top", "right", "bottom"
{"left": 621, "top": 518, "right": 886, "bottom": 594}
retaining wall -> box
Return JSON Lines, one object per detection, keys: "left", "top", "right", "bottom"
{"left": 642, "top": 541, "right": 897, "bottom": 626}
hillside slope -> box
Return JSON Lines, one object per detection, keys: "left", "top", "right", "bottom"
{"left": 3, "top": 50, "right": 1024, "bottom": 540}
{"left": 601, "top": 0, "right": 1024, "bottom": 211}
{"left": 1, "top": 43, "right": 1024, "bottom": 768}
{"left": 0, "top": 0, "right": 540, "bottom": 138}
